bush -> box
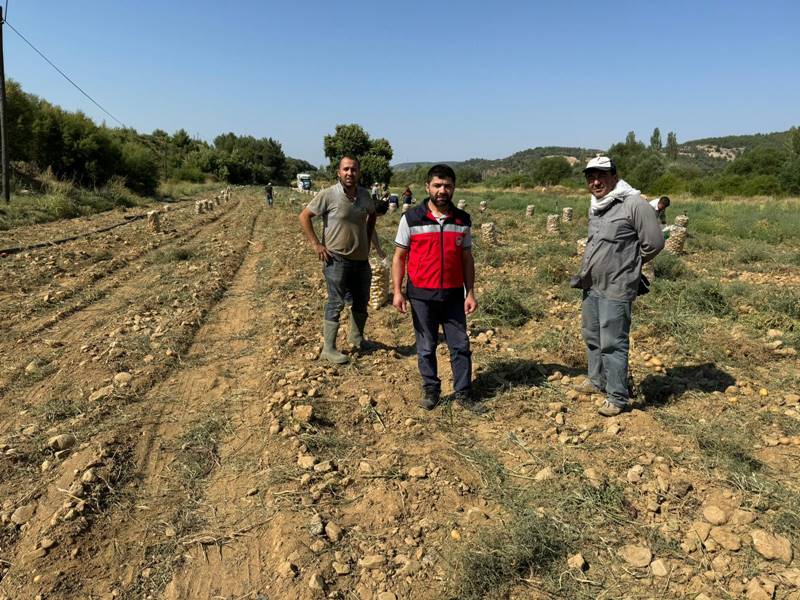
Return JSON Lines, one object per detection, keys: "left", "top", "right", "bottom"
{"left": 477, "top": 284, "right": 532, "bottom": 327}
{"left": 653, "top": 253, "right": 687, "bottom": 280}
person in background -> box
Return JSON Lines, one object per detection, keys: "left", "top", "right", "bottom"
{"left": 649, "top": 195, "right": 670, "bottom": 225}
{"left": 265, "top": 182, "right": 273, "bottom": 207}
{"left": 401, "top": 186, "right": 414, "bottom": 205}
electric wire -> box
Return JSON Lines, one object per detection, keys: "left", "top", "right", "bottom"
{"left": 4, "top": 18, "right": 126, "bottom": 127}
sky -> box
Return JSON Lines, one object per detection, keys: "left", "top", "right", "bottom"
{"left": 5, "top": 0, "right": 800, "bottom": 166}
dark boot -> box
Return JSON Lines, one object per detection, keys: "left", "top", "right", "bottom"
{"left": 419, "top": 386, "right": 440, "bottom": 410}
{"left": 320, "top": 320, "right": 348, "bottom": 364}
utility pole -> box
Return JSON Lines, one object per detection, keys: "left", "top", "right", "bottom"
{"left": 0, "top": 7, "right": 9, "bottom": 202}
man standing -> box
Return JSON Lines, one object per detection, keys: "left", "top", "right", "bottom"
{"left": 573, "top": 156, "right": 664, "bottom": 416}
{"left": 265, "top": 182, "right": 274, "bottom": 207}
{"left": 391, "top": 164, "right": 481, "bottom": 413}
{"left": 649, "top": 195, "right": 670, "bottom": 225}
{"left": 299, "top": 157, "right": 376, "bottom": 363}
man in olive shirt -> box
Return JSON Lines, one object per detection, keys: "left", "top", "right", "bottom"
{"left": 299, "top": 156, "right": 376, "bottom": 363}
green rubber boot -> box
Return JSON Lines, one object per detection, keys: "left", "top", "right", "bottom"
{"left": 348, "top": 310, "right": 368, "bottom": 349}
{"left": 320, "top": 320, "right": 348, "bottom": 364}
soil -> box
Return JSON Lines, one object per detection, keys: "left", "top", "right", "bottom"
{"left": 1, "top": 188, "right": 798, "bottom": 600}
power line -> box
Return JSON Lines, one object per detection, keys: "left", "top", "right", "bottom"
{"left": 4, "top": 18, "right": 126, "bottom": 128}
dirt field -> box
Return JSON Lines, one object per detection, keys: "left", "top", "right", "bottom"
{"left": 1, "top": 187, "right": 799, "bottom": 600}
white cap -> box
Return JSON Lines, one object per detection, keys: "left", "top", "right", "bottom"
{"left": 583, "top": 156, "right": 616, "bottom": 172}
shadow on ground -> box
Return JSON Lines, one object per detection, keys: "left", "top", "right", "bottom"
{"left": 472, "top": 359, "right": 584, "bottom": 403}
{"left": 637, "top": 362, "right": 736, "bottom": 408}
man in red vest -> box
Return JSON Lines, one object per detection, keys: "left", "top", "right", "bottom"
{"left": 391, "top": 164, "right": 482, "bottom": 413}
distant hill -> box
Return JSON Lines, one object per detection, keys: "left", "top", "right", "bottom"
{"left": 678, "top": 130, "right": 791, "bottom": 162}
{"left": 393, "top": 146, "right": 601, "bottom": 175}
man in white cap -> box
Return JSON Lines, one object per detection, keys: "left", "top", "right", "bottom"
{"left": 572, "top": 156, "right": 664, "bottom": 416}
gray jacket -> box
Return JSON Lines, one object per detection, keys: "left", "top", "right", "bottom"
{"left": 577, "top": 181, "right": 665, "bottom": 301}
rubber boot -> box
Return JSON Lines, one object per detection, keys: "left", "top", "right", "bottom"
{"left": 320, "top": 320, "right": 348, "bottom": 364}
{"left": 348, "top": 310, "right": 368, "bottom": 349}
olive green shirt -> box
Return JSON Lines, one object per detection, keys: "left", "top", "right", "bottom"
{"left": 306, "top": 182, "right": 375, "bottom": 261}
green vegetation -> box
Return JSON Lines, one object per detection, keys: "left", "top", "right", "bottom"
{"left": 322, "top": 123, "right": 393, "bottom": 185}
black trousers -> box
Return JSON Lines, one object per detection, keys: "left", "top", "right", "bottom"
{"left": 409, "top": 297, "right": 472, "bottom": 393}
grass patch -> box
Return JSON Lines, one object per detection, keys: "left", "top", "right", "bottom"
{"left": 653, "top": 253, "right": 689, "bottom": 280}
{"left": 174, "top": 415, "right": 230, "bottom": 493}
{"left": 474, "top": 283, "right": 532, "bottom": 328}
{"left": 695, "top": 425, "right": 762, "bottom": 475}
{"left": 152, "top": 247, "right": 193, "bottom": 263}
{"left": 444, "top": 510, "right": 566, "bottom": 600}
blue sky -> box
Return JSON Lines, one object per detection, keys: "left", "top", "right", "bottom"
{"left": 6, "top": 0, "right": 800, "bottom": 165}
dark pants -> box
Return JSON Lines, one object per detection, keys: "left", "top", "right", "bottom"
{"left": 323, "top": 254, "right": 371, "bottom": 322}
{"left": 266, "top": 193, "right": 273, "bottom": 206}
{"left": 409, "top": 297, "right": 472, "bottom": 393}
{"left": 581, "top": 289, "right": 632, "bottom": 406}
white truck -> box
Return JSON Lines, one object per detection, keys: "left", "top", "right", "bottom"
{"left": 296, "top": 173, "right": 313, "bottom": 192}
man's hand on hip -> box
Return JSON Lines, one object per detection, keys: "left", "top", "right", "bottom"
{"left": 314, "top": 242, "right": 332, "bottom": 261}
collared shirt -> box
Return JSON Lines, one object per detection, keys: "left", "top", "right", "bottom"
{"left": 307, "top": 182, "right": 375, "bottom": 261}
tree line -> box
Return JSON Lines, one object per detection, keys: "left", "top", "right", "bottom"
{"left": 6, "top": 80, "right": 315, "bottom": 196}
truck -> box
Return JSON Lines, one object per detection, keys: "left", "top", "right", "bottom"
{"left": 296, "top": 173, "right": 313, "bottom": 191}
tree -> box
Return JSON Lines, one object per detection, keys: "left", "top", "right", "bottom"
{"left": 666, "top": 132, "right": 678, "bottom": 159}
{"left": 787, "top": 126, "right": 800, "bottom": 156}
{"left": 532, "top": 157, "right": 572, "bottom": 185}
{"left": 650, "top": 128, "right": 662, "bottom": 152}
{"left": 625, "top": 131, "right": 637, "bottom": 146}
{"left": 323, "top": 123, "right": 394, "bottom": 185}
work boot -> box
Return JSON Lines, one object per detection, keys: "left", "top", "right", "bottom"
{"left": 597, "top": 400, "right": 626, "bottom": 417}
{"left": 320, "top": 320, "right": 348, "bottom": 364}
{"left": 454, "top": 390, "right": 486, "bottom": 415}
{"left": 573, "top": 378, "right": 604, "bottom": 395}
{"left": 419, "top": 387, "right": 440, "bottom": 411}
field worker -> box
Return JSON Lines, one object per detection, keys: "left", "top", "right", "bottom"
{"left": 299, "top": 156, "right": 376, "bottom": 363}
{"left": 649, "top": 195, "right": 670, "bottom": 225}
{"left": 391, "top": 164, "right": 482, "bottom": 413}
{"left": 402, "top": 186, "right": 414, "bottom": 205}
{"left": 371, "top": 182, "right": 380, "bottom": 202}
{"left": 572, "top": 156, "right": 664, "bottom": 416}
{"left": 265, "top": 182, "right": 274, "bottom": 207}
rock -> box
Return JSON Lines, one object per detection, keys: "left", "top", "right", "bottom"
{"left": 325, "top": 521, "right": 343, "bottom": 543}
{"left": 709, "top": 527, "right": 741, "bottom": 551}
{"left": 81, "top": 468, "right": 97, "bottom": 484}
{"left": 308, "top": 514, "right": 324, "bottom": 536}
{"left": 567, "top": 553, "right": 587, "bottom": 571}
{"left": 408, "top": 466, "right": 427, "bottom": 479}
{"left": 313, "top": 460, "right": 334, "bottom": 473}
{"left": 332, "top": 561, "right": 351, "bottom": 575}
{"left": 671, "top": 480, "right": 693, "bottom": 498}
{"left": 113, "top": 372, "right": 132, "bottom": 387}
{"left": 746, "top": 576, "right": 776, "bottom": 600}
{"left": 534, "top": 466, "right": 555, "bottom": 481}
{"left": 703, "top": 505, "right": 729, "bottom": 525}
{"left": 10, "top": 503, "right": 36, "bottom": 525}
{"left": 39, "top": 538, "right": 56, "bottom": 550}
{"left": 651, "top": 558, "right": 670, "bottom": 577}
{"left": 307, "top": 572, "right": 326, "bottom": 591}
{"left": 766, "top": 329, "right": 783, "bottom": 339}
{"left": 297, "top": 455, "right": 317, "bottom": 469}
{"left": 377, "top": 593, "right": 397, "bottom": 600}
{"left": 618, "top": 544, "right": 652, "bottom": 568}
{"left": 584, "top": 468, "right": 603, "bottom": 488}
{"left": 627, "top": 464, "right": 645, "bottom": 484}
{"left": 25, "top": 360, "right": 40, "bottom": 374}
{"left": 89, "top": 385, "right": 114, "bottom": 402}
{"left": 245, "top": 487, "right": 259, "bottom": 497}
{"left": 751, "top": 529, "right": 793, "bottom": 564}
{"left": 48, "top": 434, "right": 77, "bottom": 451}
{"left": 358, "top": 554, "right": 386, "bottom": 569}
{"left": 293, "top": 405, "right": 314, "bottom": 423}
{"left": 358, "top": 395, "right": 375, "bottom": 408}
{"left": 731, "top": 509, "right": 757, "bottom": 526}
{"left": 278, "top": 561, "right": 298, "bottom": 578}
{"left": 606, "top": 422, "right": 622, "bottom": 436}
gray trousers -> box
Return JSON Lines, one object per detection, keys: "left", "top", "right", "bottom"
{"left": 322, "top": 254, "right": 371, "bottom": 322}
{"left": 581, "top": 289, "right": 632, "bottom": 406}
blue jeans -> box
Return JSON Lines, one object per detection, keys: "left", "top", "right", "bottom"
{"left": 581, "top": 290, "right": 632, "bottom": 407}
{"left": 323, "top": 254, "right": 371, "bottom": 322}
{"left": 409, "top": 298, "right": 472, "bottom": 394}
{"left": 266, "top": 193, "right": 273, "bottom": 206}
